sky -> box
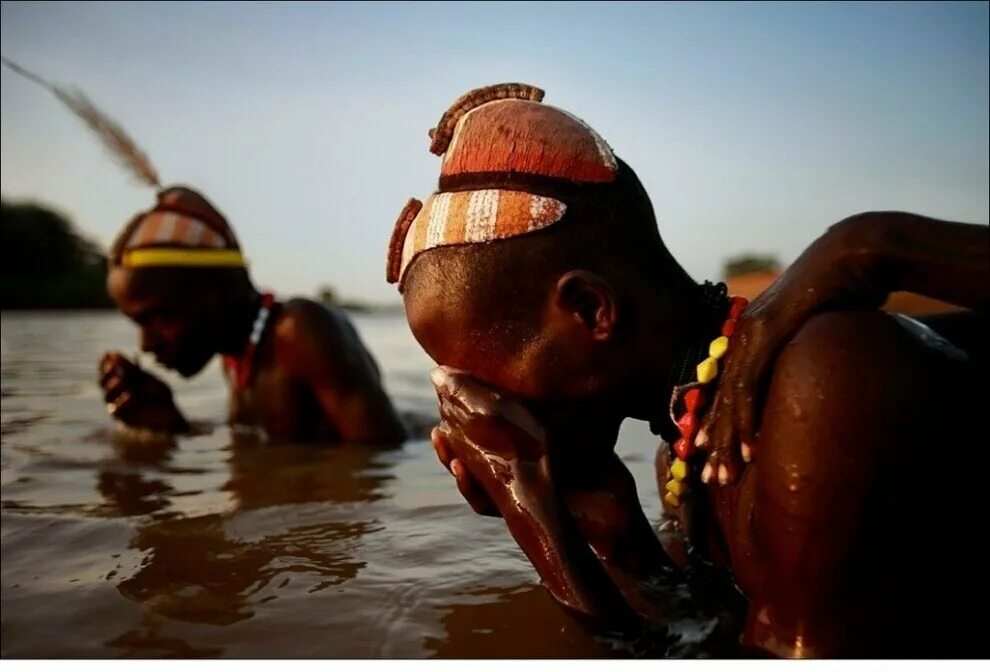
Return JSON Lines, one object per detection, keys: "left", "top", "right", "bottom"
{"left": 2, "top": 1, "right": 987, "bottom": 303}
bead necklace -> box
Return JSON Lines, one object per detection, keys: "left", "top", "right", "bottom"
{"left": 664, "top": 295, "right": 748, "bottom": 508}
{"left": 223, "top": 292, "right": 275, "bottom": 391}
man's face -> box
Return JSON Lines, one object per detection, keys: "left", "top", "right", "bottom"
{"left": 404, "top": 282, "right": 542, "bottom": 397}
{"left": 107, "top": 266, "right": 219, "bottom": 377}
{"left": 403, "top": 279, "right": 620, "bottom": 410}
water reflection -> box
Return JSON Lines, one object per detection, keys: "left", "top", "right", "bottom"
{"left": 3, "top": 312, "right": 706, "bottom": 658}
{"left": 96, "top": 435, "right": 399, "bottom": 656}
{"left": 425, "top": 585, "right": 612, "bottom": 658}
{"left": 96, "top": 437, "right": 177, "bottom": 518}
{"left": 222, "top": 438, "right": 396, "bottom": 510}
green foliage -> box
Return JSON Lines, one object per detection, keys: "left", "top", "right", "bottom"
{"left": 723, "top": 254, "right": 781, "bottom": 279}
{"left": 1, "top": 199, "right": 113, "bottom": 309}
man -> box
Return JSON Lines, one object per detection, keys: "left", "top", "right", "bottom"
{"left": 101, "top": 186, "right": 406, "bottom": 443}
{"left": 389, "top": 83, "right": 989, "bottom": 656}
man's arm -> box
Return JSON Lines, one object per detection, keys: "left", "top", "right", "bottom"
{"left": 705, "top": 212, "right": 989, "bottom": 483}
{"left": 836, "top": 211, "right": 988, "bottom": 311}
{"left": 559, "top": 453, "right": 680, "bottom": 621}
{"left": 432, "top": 368, "right": 642, "bottom": 627}
{"left": 275, "top": 299, "right": 407, "bottom": 442}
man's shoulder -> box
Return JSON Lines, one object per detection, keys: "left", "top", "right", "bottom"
{"left": 270, "top": 298, "right": 364, "bottom": 371}
{"left": 764, "top": 310, "right": 958, "bottom": 424}
{"left": 273, "top": 298, "right": 354, "bottom": 345}
{"left": 747, "top": 311, "right": 948, "bottom": 485}
{"left": 775, "top": 309, "right": 964, "bottom": 379}
{"left": 781, "top": 310, "right": 894, "bottom": 365}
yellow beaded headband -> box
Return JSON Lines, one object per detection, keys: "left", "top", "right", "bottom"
{"left": 119, "top": 211, "right": 245, "bottom": 268}
{"left": 121, "top": 248, "right": 246, "bottom": 268}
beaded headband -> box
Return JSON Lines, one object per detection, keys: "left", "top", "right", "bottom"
{"left": 119, "top": 210, "right": 245, "bottom": 268}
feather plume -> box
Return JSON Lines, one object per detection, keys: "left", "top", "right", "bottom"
{"left": 2, "top": 57, "right": 161, "bottom": 189}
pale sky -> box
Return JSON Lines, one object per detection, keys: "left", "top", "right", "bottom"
{"left": 2, "top": 1, "right": 987, "bottom": 303}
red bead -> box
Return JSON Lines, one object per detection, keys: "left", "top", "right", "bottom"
{"left": 684, "top": 388, "right": 707, "bottom": 413}
{"left": 676, "top": 412, "right": 699, "bottom": 441}
{"left": 673, "top": 437, "right": 695, "bottom": 460}
{"left": 722, "top": 318, "right": 737, "bottom": 337}
{"left": 729, "top": 297, "right": 749, "bottom": 320}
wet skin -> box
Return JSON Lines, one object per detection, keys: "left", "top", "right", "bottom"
{"left": 430, "top": 369, "right": 676, "bottom": 628}
{"left": 703, "top": 212, "right": 989, "bottom": 484}
{"left": 427, "top": 312, "right": 988, "bottom": 657}
{"left": 410, "top": 213, "right": 990, "bottom": 657}
{"left": 101, "top": 266, "right": 406, "bottom": 443}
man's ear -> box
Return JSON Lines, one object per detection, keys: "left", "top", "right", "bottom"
{"left": 553, "top": 270, "right": 618, "bottom": 341}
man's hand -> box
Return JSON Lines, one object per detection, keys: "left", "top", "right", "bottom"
{"left": 430, "top": 366, "right": 550, "bottom": 514}
{"left": 100, "top": 351, "right": 189, "bottom": 434}
{"left": 429, "top": 366, "right": 641, "bottom": 624}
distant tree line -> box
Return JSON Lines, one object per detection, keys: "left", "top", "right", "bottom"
{"left": 316, "top": 284, "right": 403, "bottom": 314}
{"left": 723, "top": 254, "right": 781, "bottom": 279}
{"left": 1, "top": 199, "right": 113, "bottom": 309}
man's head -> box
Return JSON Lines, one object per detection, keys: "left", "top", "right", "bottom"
{"left": 391, "top": 85, "right": 696, "bottom": 416}
{"left": 107, "top": 186, "right": 254, "bottom": 377}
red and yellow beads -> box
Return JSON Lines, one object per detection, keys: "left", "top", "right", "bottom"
{"left": 664, "top": 296, "right": 748, "bottom": 509}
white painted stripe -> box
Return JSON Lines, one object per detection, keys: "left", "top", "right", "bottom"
{"left": 464, "top": 190, "right": 500, "bottom": 242}
{"left": 442, "top": 106, "right": 477, "bottom": 165}
{"left": 588, "top": 127, "right": 617, "bottom": 169}
{"left": 555, "top": 106, "right": 617, "bottom": 170}
{"left": 527, "top": 195, "right": 567, "bottom": 231}
{"left": 426, "top": 192, "right": 452, "bottom": 247}
{"left": 528, "top": 195, "right": 548, "bottom": 231}
{"left": 125, "top": 212, "right": 228, "bottom": 251}
{"left": 198, "top": 227, "right": 214, "bottom": 248}
{"left": 155, "top": 212, "right": 177, "bottom": 242}
{"left": 183, "top": 220, "right": 205, "bottom": 246}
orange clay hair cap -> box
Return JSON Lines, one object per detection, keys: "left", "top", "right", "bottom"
{"left": 387, "top": 83, "right": 618, "bottom": 286}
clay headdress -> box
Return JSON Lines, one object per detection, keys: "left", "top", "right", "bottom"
{"left": 386, "top": 83, "right": 618, "bottom": 289}
{"left": 2, "top": 57, "right": 244, "bottom": 269}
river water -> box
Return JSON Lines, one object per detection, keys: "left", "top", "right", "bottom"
{"left": 1, "top": 310, "right": 729, "bottom": 658}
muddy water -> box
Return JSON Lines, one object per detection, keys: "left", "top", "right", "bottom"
{"left": 1, "top": 310, "right": 730, "bottom": 658}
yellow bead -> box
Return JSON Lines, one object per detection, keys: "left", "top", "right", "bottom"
{"left": 663, "top": 491, "right": 681, "bottom": 508}
{"left": 670, "top": 458, "right": 689, "bottom": 482}
{"left": 697, "top": 357, "right": 718, "bottom": 384}
{"left": 666, "top": 479, "right": 687, "bottom": 497}
{"left": 709, "top": 336, "right": 729, "bottom": 359}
